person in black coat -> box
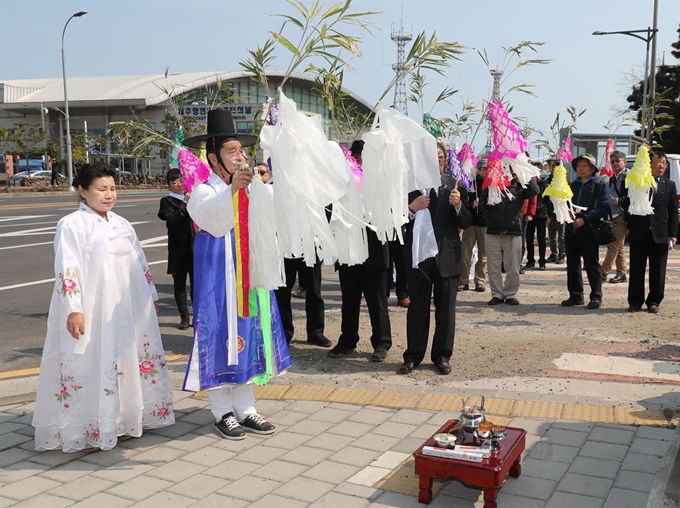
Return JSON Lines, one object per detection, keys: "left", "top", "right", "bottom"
{"left": 158, "top": 168, "right": 195, "bottom": 329}
{"left": 561, "top": 154, "right": 610, "bottom": 310}
{"left": 328, "top": 140, "right": 392, "bottom": 362}
{"left": 274, "top": 256, "right": 330, "bottom": 347}
{"left": 480, "top": 173, "right": 540, "bottom": 306}
{"left": 399, "top": 171, "right": 472, "bottom": 375}
{"left": 626, "top": 150, "right": 678, "bottom": 313}
{"left": 525, "top": 174, "right": 550, "bottom": 269}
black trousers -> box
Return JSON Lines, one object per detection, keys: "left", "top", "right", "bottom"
{"left": 172, "top": 262, "right": 193, "bottom": 316}
{"left": 526, "top": 218, "right": 547, "bottom": 265}
{"left": 565, "top": 225, "right": 602, "bottom": 301}
{"left": 628, "top": 232, "right": 669, "bottom": 308}
{"left": 387, "top": 240, "right": 409, "bottom": 298}
{"left": 274, "top": 257, "right": 325, "bottom": 344}
{"left": 404, "top": 263, "right": 459, "bottom": 366}
{"left": 337, "top": 264, "right": 391, "bottom": 350}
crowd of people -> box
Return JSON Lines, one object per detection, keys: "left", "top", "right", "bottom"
{"left": 33, "top": 107, "right": 677, "bottom": 453}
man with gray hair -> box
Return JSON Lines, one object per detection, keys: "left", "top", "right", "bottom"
{"left": 601, "top": 150, "right": 628, "bottom": 283}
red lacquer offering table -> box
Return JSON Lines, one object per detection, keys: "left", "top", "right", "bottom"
{"left": 413, "top": 419, "right": 526, "bottom": 508}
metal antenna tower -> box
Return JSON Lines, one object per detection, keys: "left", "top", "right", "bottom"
{"left": 391, "top": 20, "right": 412, "bottom": 114}
{"left": 484, "top": 69, "right": 503, "bottom": 153}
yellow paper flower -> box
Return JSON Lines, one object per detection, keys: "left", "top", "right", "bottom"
{"left": 625, "top": 145, "right": 656, "bottom": 189}
{"left": 543, "top": 165, "right": 573, "bottom": 200}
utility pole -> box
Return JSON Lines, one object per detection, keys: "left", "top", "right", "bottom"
{"left": 391, "top": 19, "right": 412, "bottom": 115}
{"left": 648, "top": 0, "right": 659, "bottom": 142}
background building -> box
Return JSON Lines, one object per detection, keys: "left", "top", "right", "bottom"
{"left": 0, "top": 71, "right": 374, "bottom": 175}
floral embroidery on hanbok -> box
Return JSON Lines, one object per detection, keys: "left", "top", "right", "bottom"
{"left": 138, "top": 342, "right": 164, "bottom": 381}
{"left": 56, "top": 374, "right": 81, "bottom": 404}
{"left": 143, "top": 266, "right": 153, "bottom": 283}
{"left": 59, "top": 268, "right": 80, "bottom": 298}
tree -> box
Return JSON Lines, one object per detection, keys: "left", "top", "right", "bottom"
{"left": 627, "top": 23, "right": 680, "bottom": 152}
{"left": 4, "top": 122, "right": 50, "bottom": 174}
{"left": 70, "top": 133, "right": 109, "bottom": 168}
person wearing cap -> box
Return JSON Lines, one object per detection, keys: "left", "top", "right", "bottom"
{"left": 329, "top": 139, "right": 393, "bottom": 363}
{"left": 561, "top": 154, "right": 610, "bottom": 309}
{"left": 600, "top": 150, "right": 629, "bottom": 283}
{"left": 626, "top": 150, "right": 678, "bottom": 314}
{"left": 459, "top": 158, "right": 488, "bottom": 292}
{"left": 181, "top": 109, "right": 291, "bottom": 440}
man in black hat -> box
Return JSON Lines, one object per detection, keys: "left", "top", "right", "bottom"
{"left": 181, "top": 109, "right": 292, "bottom": 440}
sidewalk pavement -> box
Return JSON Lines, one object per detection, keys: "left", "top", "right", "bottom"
{"left": 0, "top": 364, "right": 678, "bottom": 508}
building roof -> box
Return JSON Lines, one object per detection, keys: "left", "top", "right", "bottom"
{"left": 0, "top": 71, "right": 373, "bottom": 111}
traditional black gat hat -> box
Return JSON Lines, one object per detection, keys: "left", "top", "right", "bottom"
{"left": 183, "top": 109, "right": 258, "bottom": 148}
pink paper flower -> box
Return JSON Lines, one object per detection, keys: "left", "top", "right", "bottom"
{"left": 144, "top": 269, "right": 153, "bottom": 282}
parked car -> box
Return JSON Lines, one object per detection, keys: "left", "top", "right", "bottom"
{"left": 9, "top": 170, "right": 66, "bottom": 187}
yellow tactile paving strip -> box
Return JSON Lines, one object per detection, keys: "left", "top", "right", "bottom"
{"left": 191, "top": 384, "right": 680, "bottom": 428}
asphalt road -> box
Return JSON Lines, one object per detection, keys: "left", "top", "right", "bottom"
{"left": 0, "top": 190, "right": 196, "bottom": 372}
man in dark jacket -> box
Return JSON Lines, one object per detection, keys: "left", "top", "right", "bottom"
{"left": 627, "top": 150, "right": 678, "bottom": 313}
{"left": 399, "top": 176, "right": 472, "bottom": 375}
{"left": 481, "top": 169, "right": 540, "bottom": 306}
{"left": 525, "top": 174, "right": 550, "bottom": 270}
{"left": 460, "top": 160, "right": 489, "bottom": 291}
{"left": 328, "top": 140, "right": 392, "bottom": 362}
{"left": 561, "top": 154, "right": 610, "bottom": 309}
{"left": 158, "top": 168, "right": 195, "bottom": 329}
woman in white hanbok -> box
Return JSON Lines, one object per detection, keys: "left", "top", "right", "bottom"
{"left": 32, "top": 162, "right": 174, "bottom": 452}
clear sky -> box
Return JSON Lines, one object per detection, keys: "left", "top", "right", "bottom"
{"left": 0, "top": 0, "right": 678, "bottom": 156}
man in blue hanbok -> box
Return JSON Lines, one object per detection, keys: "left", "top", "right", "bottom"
{"left": 183, "top": 110, "right": 292, "bottom": 440}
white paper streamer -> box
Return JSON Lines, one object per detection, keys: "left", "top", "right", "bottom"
{"left": 248, "top": 178, "right": 285, "bottom": 290}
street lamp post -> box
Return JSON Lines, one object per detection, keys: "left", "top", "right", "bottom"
{"left": 61, "top": 10, "right": 87, "bottom": 191}
{"left": 39, "top": 102, "right": 48, "bottom": 174}
{"left": 592, "top": 28, "right": 658, "bottom": 142}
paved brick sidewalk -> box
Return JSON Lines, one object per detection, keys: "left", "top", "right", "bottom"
{"left": 0, "top": 386, "right": 675, "bottom": 508}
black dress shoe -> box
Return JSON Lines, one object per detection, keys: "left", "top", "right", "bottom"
{"left": 307, "top": 336, "right": 332, "bottom": 347}
{"left": 398, "top": 362, "right": 415, "bottom": 374}
{"left": 648, "top": 304, "right": 659, "bottom": 314}
{"left": 435, "top": 361, "right": 451, "bottom": 375}
{"left": 587, "top": 299, "right": 602, "bottom": 310}
{"left": 561, "top": 297, "right": 585, "bottom": 307}
{"left": 488, "top": 297, "right": 504, "bottom": 306}
{"left": 627, "top": 306, "right": 642, "bottom": 312}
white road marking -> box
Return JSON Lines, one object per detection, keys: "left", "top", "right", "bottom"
{"left": 0, "top": 221, "right": 57, "bottom": 229}
{"left": 140, "top": 235, "right": 167, "bottom": 246}
{"left": 0, "top": 226, "right": 56, "bottom": 238}
{"left": 0, "top": 241, "right": 54, "bottom": 251}
{"left": 553, "top": 353, "right": 680, "bottom": 381}
{"left": 0, "top": 259, "right": 167, "bottom": 292}
{"left": 0, "top": 215, "right": 53, "bottom": 222}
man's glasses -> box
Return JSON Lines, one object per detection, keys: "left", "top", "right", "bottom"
{"left": 259, "top": 170, "right": 268, "bottom": 176}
